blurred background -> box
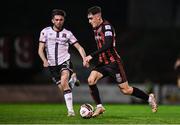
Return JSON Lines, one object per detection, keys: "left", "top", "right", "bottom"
{"left": 0, "top": 0, "right": 179, "bottom": 104}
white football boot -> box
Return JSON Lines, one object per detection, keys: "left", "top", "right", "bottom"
{"left": 92, "top": 106, "right": 105, "bottom": 117}
{"left": 148, "top": 93, "right": 158, "bottom": 113}
{"left": 67, "top": 111, "right": 75, "bottom": 117}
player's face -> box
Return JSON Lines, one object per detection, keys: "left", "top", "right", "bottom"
{"left": 88, "top": 14, "right": 101, "bottom": 28}
{"left": 52, "top": 15, "right": 64, "bottom": 30}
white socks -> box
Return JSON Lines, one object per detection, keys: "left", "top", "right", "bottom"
{"left": 69, "top": 75, "right": 77, "bottom": 88}
{"left": 64, "top": 92, "right": 74, "bottom": 112}
{"left": 97, "top": 104, "right": 103, "bottom": 108}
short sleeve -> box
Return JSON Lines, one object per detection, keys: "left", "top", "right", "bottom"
{"left": 39, "top": 29, "right": 47, "bottom": 43}
{"left": 68, "top": 31, "right": 77, "bottom": 45}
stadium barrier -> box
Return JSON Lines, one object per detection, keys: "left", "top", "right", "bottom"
{"left": 0, "top": 84, "right": 179, "bottom": 104}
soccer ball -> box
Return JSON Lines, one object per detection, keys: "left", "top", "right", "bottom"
{"left": 79, "top": 103, "right": 94, "bottom": 119}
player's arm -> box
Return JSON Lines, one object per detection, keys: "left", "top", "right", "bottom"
{"left": 85, "top": 36, "right": 113, "bottom": 63}
{"left": 38, "top": 42, "right": 48, "bottom": 67}
{"left": 73, "top": 42, "right": 87, "bottom": 59}
{"left": 73, "top": 42, "right": 89, "bottom": 67}
{"left": 90, "top": 25, "right": 113, "bottom": 58}
{"left": 90, "top": 36, "right": 113, "bottom": 57}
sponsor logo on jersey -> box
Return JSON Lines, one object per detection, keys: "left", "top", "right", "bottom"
{"left": 105, "top": 25, "right": 111, "bottom": 30}
{"left": 105, "top": 31, "right": 112, "bottom": 36}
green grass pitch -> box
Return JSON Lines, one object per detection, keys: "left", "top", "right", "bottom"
{"left": 0, "top": 103, "right": 179, "bottom": 124}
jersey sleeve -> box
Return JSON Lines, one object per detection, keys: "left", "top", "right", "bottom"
{"left": 39, "top": 29, "right": 47, "bottom": 43}
{"left": 68, "top": 31, "right": 78, "bottom": 45}
{"left": 104, "top": 24, "right": 113, "bottom": 37}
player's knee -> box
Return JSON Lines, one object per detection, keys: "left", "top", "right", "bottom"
{"left": 88, "top": 77, "right": 95, "bottom": 85}
{"left": 121, "top": 89, "right": 131, "bottom": 95}
{"left": 61, "top": 76, "right": 68, "bottom": 83}
{"left": 119, "top": 86, "right": 133, "bottom": 95}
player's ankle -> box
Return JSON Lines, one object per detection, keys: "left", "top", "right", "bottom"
{"left": 97, "top": 104, "right": 103, "bottom": 108}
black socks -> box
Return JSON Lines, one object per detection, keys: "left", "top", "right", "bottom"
{"left": 89, "top": 84, "right": 102, "bottom": 104}
{"left": 131, "top": 87, "right": 149, "bottom": 102}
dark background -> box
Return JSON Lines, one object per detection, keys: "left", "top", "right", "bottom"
{"left": 0, "top": 0, "right": 180, "bottom": 84}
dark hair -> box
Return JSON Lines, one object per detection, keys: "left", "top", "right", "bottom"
{"left": 87, "top": 6, "right": 101, "bottom": 15}
{"left": 51, "top": 9, "right": 66, "bottom": 18}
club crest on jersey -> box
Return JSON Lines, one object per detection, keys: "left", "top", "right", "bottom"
{"left": 95, "top": 35, "right": 102, "bottom": 41}
{"left": 62, "top": 33, "right": 67, "bottom": 38}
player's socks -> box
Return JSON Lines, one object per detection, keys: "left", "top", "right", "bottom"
{"left": 89, "top": 85, "right": 102, "bottom": 104}
{"left": 64, "top": 89, "right": 74, "bottom": 114}
{"left": 131, "top": 87, "right": 149, "bottom": 101}
{"left": 97, "top": 104, "right": 103, "bottom": 108}
{"left": 69, "top": 74, "right": 80, "bottom": 89}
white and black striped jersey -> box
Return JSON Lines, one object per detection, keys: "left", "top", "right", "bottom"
{"left": 39, "top": 26, "right": 77, "bottom": 66}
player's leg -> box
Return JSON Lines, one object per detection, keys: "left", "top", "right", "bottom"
{"left": 118, "top": 82, "right": 148, "bottom": 101}
{"left": 68, "top": 72, "right": 80, "bottom": 89}
{"left": 73, "top": 73, "right": 80, "bottom": 86}
{"left": 115, "top": 60, "right": 158, "bottom": 113}
{"left": 57, "top": 83, "right": 63, "bottom": 95}
{"left": 61, "top": 69, "right": 75, "bottom": 116}
{"left": 68, "top": 62, "right": 80, "bottom": 89}
{"left": 118, "top": 82, "right": 157, "bottom": 112}
{"left": 48, "top": 66, "right": 64, "bottom": 96}
{"left": 88, "top": 70, "right": 103, "bottom": 105}
{"left": 88, "top": 70, "right": 105, "bottom": 117}
{"left": 48, "top": 65, "right": 75, "bottom": 116}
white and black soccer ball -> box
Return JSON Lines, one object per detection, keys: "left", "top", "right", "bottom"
{"left": 79, "top": 103, "right": 94, "bottom": 119}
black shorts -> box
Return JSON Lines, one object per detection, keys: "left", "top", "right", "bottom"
{"left": 48, "top": 60, "right": 73, "bottom": 84}
{"left": 93, "top": 61, "right": 127, "bottom": 84}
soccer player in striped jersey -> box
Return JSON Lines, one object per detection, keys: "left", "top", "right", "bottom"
{"left": 38, "top": 9, "right": 87, "bottom": 116}
{"left": 84, "top": 6, "right": 158, "bottom": 117}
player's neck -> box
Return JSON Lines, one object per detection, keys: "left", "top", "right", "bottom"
{"left": 53, "top": 26, "right": 62, "bottom": 32}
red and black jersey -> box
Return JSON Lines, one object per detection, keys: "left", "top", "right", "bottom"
{"left": 90, "top": 20, "right": 121, "bottom": 64}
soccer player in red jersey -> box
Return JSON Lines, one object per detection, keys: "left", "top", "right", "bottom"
{"left": 84, "top": 6, "right": 158, "bottom": 117}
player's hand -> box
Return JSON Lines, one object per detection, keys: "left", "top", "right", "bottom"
{"left": 43, "top": 60, "right": 48, "bottom": 67}
{"left": 83, "top": 59, "right": 90, "bottom": 68}
{"left": 84, "top": 55, "right": 93, "bottom": 63}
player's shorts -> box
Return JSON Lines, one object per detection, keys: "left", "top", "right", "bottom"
{"left": 93, "top": 61, "right": 127, "bottom": 84}
{"left": 48, "top": 59, "right": 73, "bottom": 85}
